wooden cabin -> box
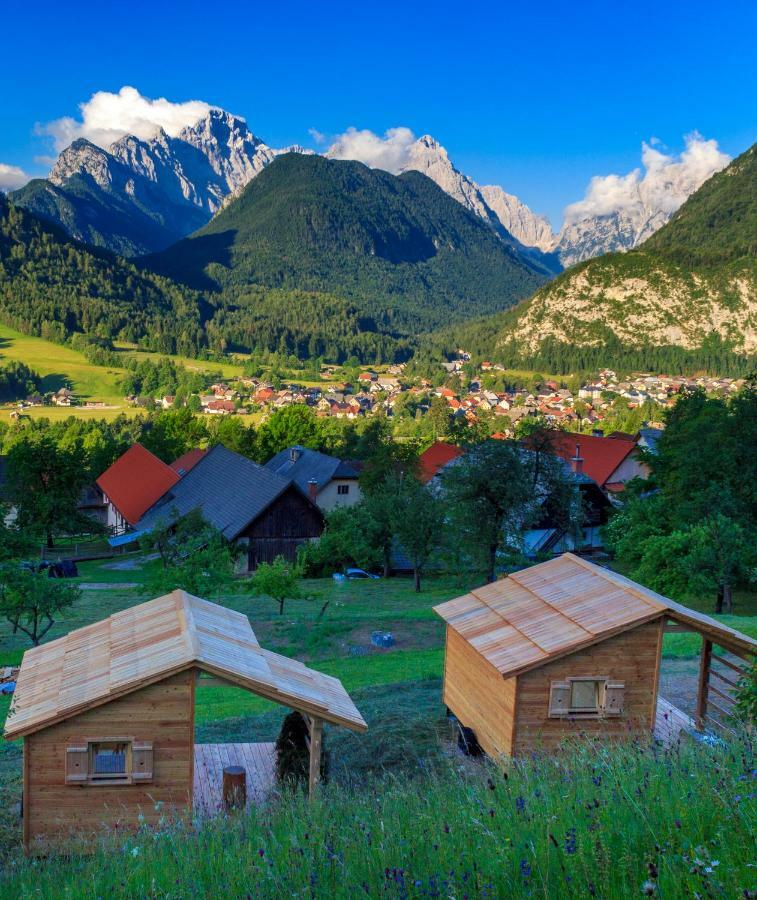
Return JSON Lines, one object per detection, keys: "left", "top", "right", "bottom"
{"left": 4, "top": 591, "right": 367, "bottom": 854}
{"left": 435, "top": 553, "right": 755, "bottom": 758}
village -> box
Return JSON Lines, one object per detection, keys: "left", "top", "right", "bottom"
{"left": 9, "top": 357, "right": 745, "bottom": 442}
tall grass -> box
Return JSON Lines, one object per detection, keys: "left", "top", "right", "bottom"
{"left": 3, "top": 735, "right": 754, "bottom": 898}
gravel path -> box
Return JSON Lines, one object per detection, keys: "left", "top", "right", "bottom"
{"left": 79, "top": 582, "right": 138, "bottom": 590}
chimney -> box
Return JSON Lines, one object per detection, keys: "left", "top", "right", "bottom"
{"left": 308, "top": 479, "right": 318, "bottom": 502}
{"left": 289, "top": 447, "right": 302, "bottom": 462}
{"left": 571, "top": 443, "right": 584, "bottom": 475}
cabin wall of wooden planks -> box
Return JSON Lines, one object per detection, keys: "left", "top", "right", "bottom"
{"left": 24, "top": 670, "right": 194, "bottom": 853}
{"left": 512, "top": 620, "right": 663, "bottom": 755}
{"left": 442, "top": 626, "right": 517, "bottom": 758}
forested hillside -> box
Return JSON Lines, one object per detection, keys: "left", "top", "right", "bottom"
{"left": 145, "top": 154, "right": 549, "bottom": 335}
{"left": 0, "top": 197, "right": 412, "bottom": 362}
{"left": 0, "top": 195, "right": 205, "bottom": 354}
{"left": 480, "top": 145, "right": 757, "bottom": 364}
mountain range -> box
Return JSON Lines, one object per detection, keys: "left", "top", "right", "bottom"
{"left": 492, "top": 144, "right": 756, "bottom": 358}
{"left": 1, "top": 107, "right": 753, "bottom": 369}
{"left": 144, "top": 152, "right": 549, "bottom": 333}
{"left": 8, "top": 108, "right": 716, "bottom": 267}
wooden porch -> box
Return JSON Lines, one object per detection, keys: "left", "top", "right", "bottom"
{"left": 193, "top": 743, "right": 277, "bottom": 817}
{"left": 654, "top": 696, "right": 697, "bottom": 746}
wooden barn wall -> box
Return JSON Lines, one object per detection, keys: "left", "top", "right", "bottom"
{"left": 25, "top": 670, "right": 194, "bottom": 853}
{"left": 513, "top": 619, "right": 663, "bottom": 755}
{"left": 244, "top": 487, "right": 324, "bottom": 569}
{"left": 443, "top": 625, "right": 517, "bottom": 758}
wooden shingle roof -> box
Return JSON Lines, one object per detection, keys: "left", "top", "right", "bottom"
{"left": 5, "top": 591, "right": 367, "bottom": 739}
{"left": 434, "top": 553, "right": 756, "bottom": 678}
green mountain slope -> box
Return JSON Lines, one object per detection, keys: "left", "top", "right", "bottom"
{"left": 0, "top": 197, "right": 413, "bottom": 363}
{"left": 145, "top": 154, "right": 549, "bottom": 334}
{"left": 0, "top": 194, "right": 205, "bottom": 354}
{"left": 492, "top": 144, "right": 757, "bottom": 359}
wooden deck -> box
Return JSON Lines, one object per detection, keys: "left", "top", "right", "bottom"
{"left": 654, "top": 696, "right": 697, "bottom": 746}
{"left": 193, "top": 743, "right": 277, "bottom": 817}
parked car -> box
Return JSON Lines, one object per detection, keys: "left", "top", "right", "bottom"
{"left": 345, "top": 568, "right": 380, "bottom": 580}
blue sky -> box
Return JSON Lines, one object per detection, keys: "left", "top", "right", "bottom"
{"left": 1, "top": 0, "right": 755, "bottom": 227}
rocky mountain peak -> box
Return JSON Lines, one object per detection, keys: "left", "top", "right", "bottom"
{"left": 49, "top": 139, "right": 118, "bottom": 188}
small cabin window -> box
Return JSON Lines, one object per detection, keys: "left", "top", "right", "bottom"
{"left": 90, "top": 742, "right": 130, "bottom": 781}
{"left": 549, "top": 677, "right": 623, "bottom": 718}
{"left": 66, "top": 739, "right": 153, "bottom": 785}
{"left": 337, "top": 484, "right": 350, "bottom": 495}
{"left": 569, "top": 679, "right": 601, "bottom": 714}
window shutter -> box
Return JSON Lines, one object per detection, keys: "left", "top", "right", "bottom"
{"left": 548, "top": 682, "right": 571, "bottom": 717}
{"left": 604, "top": 682, "right": 625, "bottom": 716}
{"left": 131, "top": 741, "right": 154, "bottom": 782}
{"left": 65, "top": 744, "right": 88, "bottom": 783}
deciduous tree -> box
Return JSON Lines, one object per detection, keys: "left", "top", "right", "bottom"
{"left": 0, "top": 566, "right": 80, "bottom": 646}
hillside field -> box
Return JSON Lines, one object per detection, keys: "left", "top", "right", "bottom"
{"left": 1, "top": 556, "right": 755, "bottom": 862}
{"left": 0, "top": 557, "right": 754, "bottom": 895}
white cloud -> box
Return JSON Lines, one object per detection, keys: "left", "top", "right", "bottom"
{"left": 0, "top": 163, "right": 32, "bottom": 191}
{"left": 38, "top": 86, "right": 215, "bottom": 152}
{"left": 308, "top": 127, "right": 327, "bottom": 145}
{"left": 326, "top": 126, "right": 417, "bottom": 174}
{"left": 564, "top": 133, "right": 731, "bottom": 225}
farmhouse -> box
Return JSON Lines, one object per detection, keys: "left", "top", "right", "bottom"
{"left": 418, "top": 441, "right": 464, "bottom": 484}
{"left": 4, "top": 590, "right": 367, "bottom": 853}
{"left": 96, "top": 443, "right": 180, "bottom": 535}
{"left": 435, "top": 553, "right": 755, "bottom": 758}
{"left": 264, "top": 446, "right": 362, "bottom": 510}
{"left": 544, "top": 431, "right": 648, "bottom": 494}
{"left": 136, "top": 445, "right": 324, "bottom": 571}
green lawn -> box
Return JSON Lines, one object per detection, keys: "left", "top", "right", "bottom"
{"left": 0, "top": 323, "right": 127, "bottom": 412}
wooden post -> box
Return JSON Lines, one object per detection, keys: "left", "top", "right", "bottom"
{"left": 695, "top": 639, "right": 712, "bottom": 729}
{"left": 308, "top": 717, "right": 323, "bottom": 796}
{"left": 223, "top": 765, "right": 246, "bottom": 810}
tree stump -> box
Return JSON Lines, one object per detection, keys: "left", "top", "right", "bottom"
{"left": 222, "top": 766, "right": 246, "bottom": 811}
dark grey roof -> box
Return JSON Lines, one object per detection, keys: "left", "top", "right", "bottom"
{"left": 136, "top": 444, "right": 293, "bottom": 539}
{"left": 265, "top": 446, "right": 359, "bottom": 493}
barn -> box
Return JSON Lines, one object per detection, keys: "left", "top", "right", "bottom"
{"left": 136, "top": 444, "right": 324, "bottom": 571}
{"left": 4, "top": 590, "right": 367, "bottom": 853}
{"left": 435, "top": 553, "right": 755, "bottom": 758}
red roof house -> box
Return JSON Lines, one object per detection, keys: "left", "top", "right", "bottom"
{"left": 170, "top": 449, "right": 207, "bottom": 477}
{"left": 545, "top": 431, "right": 647, "bottom": 489}
{"left": 418, "top": 441, "right": 464, "bottom": 483}
{"left": 96, "top": 444, "right": 179, "bottom": 531}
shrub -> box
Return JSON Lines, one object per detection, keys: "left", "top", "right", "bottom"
{"left": 275, "top": 711, "right": 329, "bottom": 788}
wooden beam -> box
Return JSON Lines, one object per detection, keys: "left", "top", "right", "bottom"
{"left": 664, "top": 623, "right": 697, "bottom": 634}
{"left": 695, "top": 639, "right": 712, "bottom": 729}
{"left": 706, "top": 695, "right": 737, "bottom": 721}
{"left": 710, "top": 653, "right": 749, "bottom": 676}
{"left": 707, "top": 683, "right": 736, "bottom": 708}
{"left": 308, "top": 717, "right": 323, "bottom": 796}
{"left": 709, "top": 667, "right": 740, "bottom": 691}
{"left": 22, "top": 736, "right": 29, "bottom": 854}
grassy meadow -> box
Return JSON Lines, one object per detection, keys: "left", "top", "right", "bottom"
{"left": 1, "top": 733, "right": 754, "bottom": 898}
{"left": 0, "top": 557, "right": 754, "bottom": 894}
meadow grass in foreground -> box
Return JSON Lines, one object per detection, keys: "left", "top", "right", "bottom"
{"left": 1, "top": 736, "right": 754, "bottom": 899}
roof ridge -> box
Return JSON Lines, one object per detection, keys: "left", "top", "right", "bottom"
{"left": 179, "top": 591, "right": 201, "bottom": 660}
